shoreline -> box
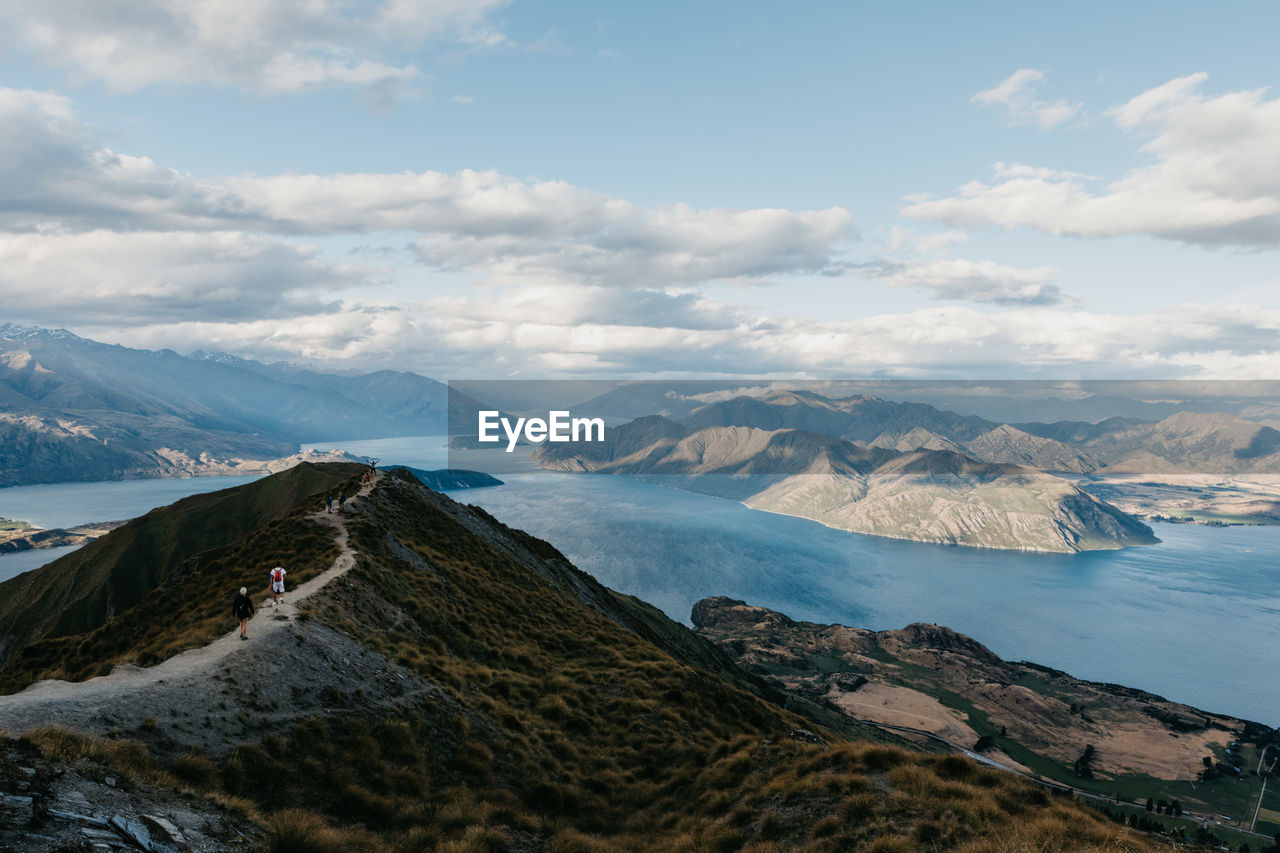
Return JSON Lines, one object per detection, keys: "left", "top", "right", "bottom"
{"left": 0, "top": 518, "right": 127, "bottom": 554}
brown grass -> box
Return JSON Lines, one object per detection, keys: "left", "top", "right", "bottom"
{"left": 6, "top": 471, "right": 1194, "bottom": 852}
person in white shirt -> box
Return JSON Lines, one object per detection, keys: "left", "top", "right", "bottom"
{"left": 269, "top": 565, "right": 287, "bottom": 607}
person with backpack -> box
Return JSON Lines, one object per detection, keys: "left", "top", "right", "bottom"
{"left": 337, "top": 492, "right": 346, "bottom": 513}
{"left": 233, "top": 586, "right": 254, "bottom": 640}
{"left": 325, "top": 494, "right": 334, "bottom": 513}
{"left": 270, "top": 564, "right": 287, "bottom": 607}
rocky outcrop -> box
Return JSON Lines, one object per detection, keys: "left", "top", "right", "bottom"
{"left": 0, "top": 735, "right": 257, "bottom": 851}
{"left": 401, "top": 468, "right": 504, "bottom": 491}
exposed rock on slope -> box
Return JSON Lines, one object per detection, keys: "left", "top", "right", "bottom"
{"left": 0, "top": 735, "right": 258, "bottom": 851}
{"left": 964, "top": 423, "right": 1103, "bottom": 473}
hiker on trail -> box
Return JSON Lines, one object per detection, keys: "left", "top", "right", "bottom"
{"left": 338, "top": 492, "right": 346, "bottom": 513}
{"left": 326, "top": 494, "right": 334, "bottom": 513}
{"left": 270, "top": 565, "right": 287, "bottom": 607}
{"left": 233, "top": 586, "right": 254, "bottom": 640}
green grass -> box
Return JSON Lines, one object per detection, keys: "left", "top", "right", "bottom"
{"left": 0, "top": 516, "right": 33, "bottom": 534}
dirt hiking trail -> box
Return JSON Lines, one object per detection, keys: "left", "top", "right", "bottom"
{"left": 0, "top": 473, "right": 431, "bottom": 752}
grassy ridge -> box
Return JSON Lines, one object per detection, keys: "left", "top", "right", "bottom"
{"left": 0, "top": 466, "right": 1188, "bottom": 849}
{"left": 191, "top": 469, "right": 1172, "bottom": 850}
{"left": 0, "top": 462, "right": 365, "bottom": 691}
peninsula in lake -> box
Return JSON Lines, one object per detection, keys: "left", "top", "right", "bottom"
{"left": 534, "top": 415, "right": 1157, "bottom": 552}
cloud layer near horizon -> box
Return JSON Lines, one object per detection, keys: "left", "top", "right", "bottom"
{"left": 4, "top": 74, "right": 1280, "bottom": 379}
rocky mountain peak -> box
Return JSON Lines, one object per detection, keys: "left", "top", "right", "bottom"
{"left": 889, "top": 623, "right": 1004, "bottom": 665}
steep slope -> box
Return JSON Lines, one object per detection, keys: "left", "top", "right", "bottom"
{"left": 681, "top": 389, "right": 999, "bottom": 445}
{"left": 0, "top": 405, "right": 295, "bottom": 488}
{"left": 0, "top": 466, "right": 1180, "bottom": 852}
{"left": 694, "top": 597, "right": 1280, "bottom": 839}
{"left": 1020, "top": 411, "right": 1280, "bottom": 475}
{"left": 190, "top": 350, "right": 459, "bottom": 433}
{"left": 0, "top": 462, "right": 366, "bottom": 688}
{"left": 757, "top": 447, "right": 1149, "bottom": 552}
{"left": 0, "top": 325, "right": 455, "bottom": 485}
{"left": 965, "top": 424, "right": 1104, "bottom": 473}
{"left": 866, "top": 425, "right": 969, "bottom": 454}
{"left": 537, "top": 418, "right": 1156, "bottom": 552}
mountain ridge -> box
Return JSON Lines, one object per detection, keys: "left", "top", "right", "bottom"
{"left": 680, "top": 389, "right": 1280, "bottom": 476}
{"left": 0, "top": 463, "right": 1202, "bottom": 850}
{"left": 0, "top": 324, "right": 454, "bottom": 486}
{"left": 693, "top": 596, "right": 1279, "bottom": 839}
{"left": 536, "top": 417, "right": 1158, "bottom": 552}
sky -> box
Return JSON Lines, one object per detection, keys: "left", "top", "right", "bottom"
{"left": 2, "top": 0, "right": 1280, "bottom": 379}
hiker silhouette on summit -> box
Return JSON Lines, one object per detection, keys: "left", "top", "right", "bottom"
{"left": 233, "top": 586, "right": 254, "bottom": 640}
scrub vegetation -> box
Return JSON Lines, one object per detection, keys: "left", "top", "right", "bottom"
{"left": 0, "top": 465, "right": 1211, "bottom": 850}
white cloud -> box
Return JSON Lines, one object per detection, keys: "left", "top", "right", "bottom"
{"left": 883, "top": 226, "right": 967, "bottom": 256}
{"left": 0, "top": 88, "right": 857, "bottom": 289}
{"left": 405, "top": 197, "right": 856, "bottom": 287}
{"left": 80, "top": 294, "right": 1280, "bottom": 381}
{"left": 0, "top": 0, "right": 510, "bottom": 94}
{"left": 910, "top": 73, "right": 1280, "bottom": 247}
{"left": 864, "top": 258, "right": 1067, "bottom": 306}
{"left": 427, "top": 285, "right": 740, "bottom": 330}
{"left": 0, "top": 88, "right": 252, "bottom": 232}
{"left": 450, "top": 94, "right": 476, "bottom": 103}
{"left": 0, "top": 230, "right": 370, "bottom": 325}
{"left": 972, "top": 69, "right": 1082, "bottom": 130}
{"left": 11, "top": 83, "right": 1280, "bottom": 380}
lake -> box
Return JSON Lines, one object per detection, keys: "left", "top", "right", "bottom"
{"left": 311, "top": 436, "right": 1280, "bottom": 726}
{"left": 0, "top": 474, "right": 263, "bottom": 583}
{"left": 3, "top": 436, "right": 1277, "bottom": 726}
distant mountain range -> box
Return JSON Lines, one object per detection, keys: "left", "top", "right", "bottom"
{"left": 672, "top": 389, "right": 1280, "bottom": 476}
{"left": 7, "top": 323, "right": 1280, "bottom": 506}
{"left": 535, "top": 415, "right": 1157, "bottom": 552}
{"left": 0, "top": 324, "right": 455, "bottom": 486}
{"left": 533, "top": 388, "right": 1280, "bottom": 547}
{"left": 565, "top": 379, "right": 1280, "bottom": 429}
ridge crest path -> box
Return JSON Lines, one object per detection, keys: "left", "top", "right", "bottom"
{"left": 0, "top": 472, "right": 378, "bottom": 732}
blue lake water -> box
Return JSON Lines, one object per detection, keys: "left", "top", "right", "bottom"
{"left": 4, "top": 436, "right": 1278, "bottom": 726}
{"left": 309, "top": 436, "right": 1280, "bottom": 726}
{"left": 0, "top": 475, "right": 263, "bottom": 583}
{"left": 0, "top": 475, "right": 263, "bottom": 530}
